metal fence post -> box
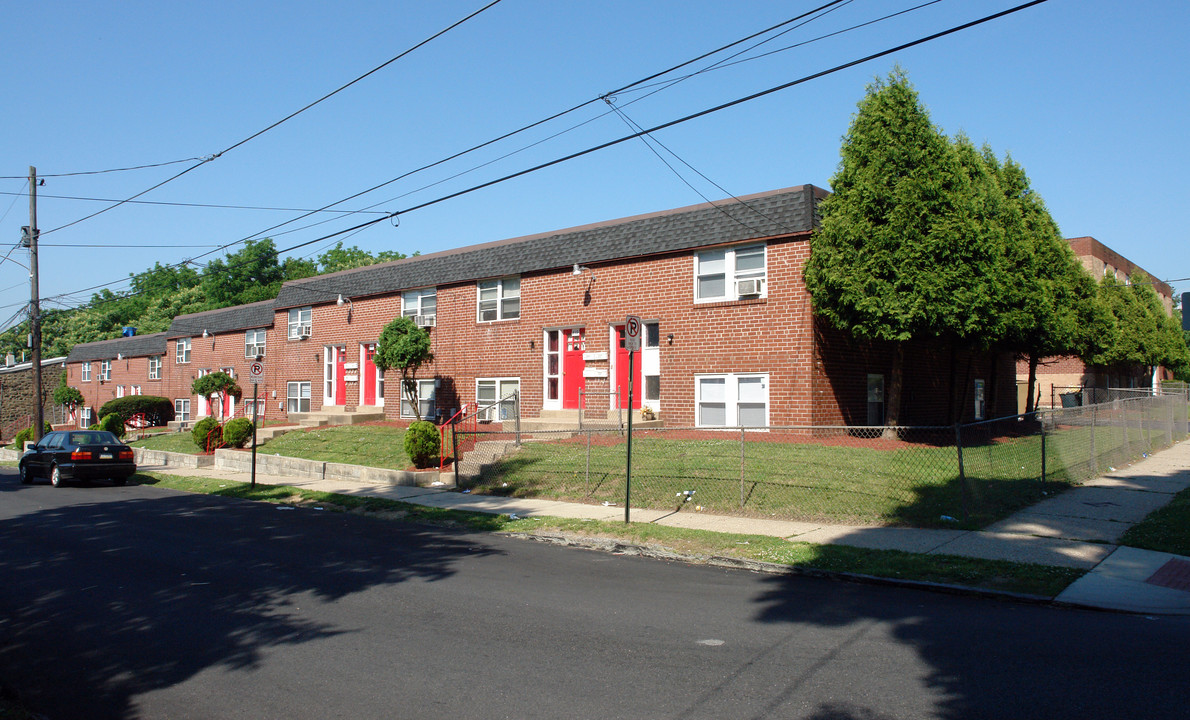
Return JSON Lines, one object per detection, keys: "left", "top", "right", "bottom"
{"left": 955, "top": 423, "right": 968, "bottom": 523}
{"left": 1040, "top": 415, "right": 1047, "bottom": 484}
{"left": 585, "top": 429, "right": 591, "bottom": 497}
{"left": 514, "top": 390, "right": 521, "bottom": 447}
{"left": 740, "top": 426, "right": 746, "bottom": 509}
{"left": 1090, "top": 404, "right": 1098, "bottom": 476}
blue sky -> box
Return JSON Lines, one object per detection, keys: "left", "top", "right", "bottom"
{"left": 2, "top": 0, "right": 1187, "bottom": 331}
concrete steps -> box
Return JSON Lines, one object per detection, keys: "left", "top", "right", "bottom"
{"left": 454, "top": 439, "right": 520, "bottom": 484}
{"left": 289, "top": 407, "right": 386, "bottom": 428}
{"left": 519, "top": 408, "right": 663, "bottom": 432}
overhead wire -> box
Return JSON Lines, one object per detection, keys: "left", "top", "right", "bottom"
{"left": 36, "top": 0, "right": 508, "bottom": 238}
{"left": 0, "top": 157, "right": 206, "bottom": 180}
{"left": 21, "top": 0, "right": 1050, "bottom": 321}
{"left": 0, "top": 190, "right": 390, "bottom": 215}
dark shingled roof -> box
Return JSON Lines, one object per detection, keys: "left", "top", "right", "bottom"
{"left": 66, "top": 332, "right": 168, "bottom": 363}
{"left": 275, "top": 185, "right": 825, "bottom": 309}
{"left": 166, "top": 299, "right": 276, "bottom": 339}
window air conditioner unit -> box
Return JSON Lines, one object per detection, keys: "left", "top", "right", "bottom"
{"left": 298, "top": 326, "right": 312, "bottom": 339}
{"left": 736, "top": 278, "right": 763, "bottom": 296}
{"left": 415, "top": 314, "right": 436, "bottom": 328}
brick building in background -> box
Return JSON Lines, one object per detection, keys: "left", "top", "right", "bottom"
{"left": 1016, "top": 237, "right": 1175, "bottom": 409}
{"left": 59, "top": 184, "right": 1020, "bottom": 430}
{"left": 64, "top": 332, "right": 168, "bottom": 428}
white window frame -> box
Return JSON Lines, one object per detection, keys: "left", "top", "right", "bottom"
{"left": 176, "top": 338, "right": 191, "bottom": 364}
{"left": 287, "top": 381, "right": 311, "bottom": 413}
{"left": 695, "top": 372, "right": 769, "bottom": 428}
{"left": 400, "top": 378, "right": 438, "bottom": 420}
{"left": 476, "top": 378, "right": 520, "bottom": 422}
{"left": 173, "top": 399, "right": 190, "bottom": 423}
{"left": 116, "top": 385, "right": 125, "bottom": 398}
{"left": 80, "top": 407, "right": 93, "bottom": 428}
{"left": 245, "top": 328, "right": 267, "bottom": 358}
{"left": 132, "top": 385, "right": 141, "bottom": 396}
{"left": 99, "top": 360, "right": 111, "bottom": 381}
{"left": 81, "top": 362, "right": 91, "bottom": 382}
{"left": 694, "top": 243, "right": 767, "bottom": 302}
{"left": 288, "top": 307, "right": 312, "bottom": 339}
{"left": 974, "top": 379, "right": 986, "bottom": 421}
{"left": 477, "top": 277, "right": 520, "bottom": 322}
{"left": 402, "top": 288, "right": 437, "bottom": 322}
{"left": 148, "top": 355, "right": 161, "bottom": 380}
{"left": 643, "top": 322, "right": 661, "bottom": 406}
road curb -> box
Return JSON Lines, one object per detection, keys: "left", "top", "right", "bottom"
{"left": 518, "top": 531, "right": 1058, "bottom": 608}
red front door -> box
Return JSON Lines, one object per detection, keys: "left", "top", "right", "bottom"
{"left": 615, "top": 325, "right": 642, "bottom": 410}
{"left": 562, "top": 328, "right": 586, "bottom": 409}
{"left": 362, "top": 344, "right": 377, "bottom": 406}
{"left": 221, "top": 368, "right": 235, "bottom": 418}
{"left": 335, "top": 347, "right": 347, "bottom": 405}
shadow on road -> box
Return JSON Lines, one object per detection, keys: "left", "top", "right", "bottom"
{"left": 0, "top": 479, "right": 500, "bottom": 719}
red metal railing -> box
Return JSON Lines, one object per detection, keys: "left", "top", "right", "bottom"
{"left": 439, "top": 402, "right": 477, "bottom": 471}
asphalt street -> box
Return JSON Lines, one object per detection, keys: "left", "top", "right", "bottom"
{"left": 2, "top": 469, "right": 1188, "bottom": 719}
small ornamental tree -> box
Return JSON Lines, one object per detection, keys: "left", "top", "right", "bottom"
{"left": 191, "top": 371, "right": 241, "bottom": 420}
{"left": 373, "top": 316, "right": 434, "bottom": 421}
{"left": 54, "top": 373, "right": 85, "bottom": 424}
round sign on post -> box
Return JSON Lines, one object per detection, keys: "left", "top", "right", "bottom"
{"left": 248, "top": 361, "right": 264, "bottom": 384}
{"left": 625, "top": 315, "right": 642, "bottom": 352}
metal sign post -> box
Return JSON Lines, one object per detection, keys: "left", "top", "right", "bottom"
{"left": 249, "top": 360, "right": 264, "bottom": 489}
{"left": 624, "top": 316, "right": 642, "bottom": 523}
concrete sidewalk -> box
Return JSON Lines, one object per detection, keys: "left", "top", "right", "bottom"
{"left": 140, "top": 438, "right": 1190, "bottom": 615}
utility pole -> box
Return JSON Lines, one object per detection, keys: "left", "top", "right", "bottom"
{"left": 26, "top": 166, "right": 44, "bottom": 442}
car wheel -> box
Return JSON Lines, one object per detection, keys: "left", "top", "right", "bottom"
{"left": 50, "top": 466, "right": 63, "bottom": 488}
{"left": 19, "top": 464, "right": 31, "bottom": 484}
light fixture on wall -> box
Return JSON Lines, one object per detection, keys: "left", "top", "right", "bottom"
{"left": 337, "top": 294, "right": 354, "bottom": 323}
{"left": 667, "top": 333, "right": 674, "bottom": 345}
{"left": 202, "top": 329, "right": 209, "bottom": 338}
{"left": 572, "top": 263, "right": 590, "bottom": 276}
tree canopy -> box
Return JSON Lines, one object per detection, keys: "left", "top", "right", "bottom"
{"left": 372, "top": 316, "right": 433, "bottom": 421}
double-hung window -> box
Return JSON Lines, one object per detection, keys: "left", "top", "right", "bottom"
{"left": 477, "top": 277, "right": 520, "bottom": 322}
{"left": 477, "top": 378, "right": 519, "bottom": 422}
{"left": 116, "top": 385, "right": 125, "bottom": 398}
{"left": 288, "top": 307, "right": 312, "bottom": 339}
{"left": 174, "top": 399, "right": 190, "bottom": 422}
{"left": 696, "top": 373, "right": 769, "bottom": 428}
{"left": 99, "top": 360, "right": 112, "bottom": 381}
{"left": 176, "top": 338, "right": 191, "bottom": 364}
{"left": 148, "top": 355, "right": 162, "bottom": 380}
{"left": 80, "top": 407, "right": 93, "bottom": 427}
{"left": 81, "top": 362, "right": 91, "bottom": 382}
{"left": 399, "top": 379, "right": 438, "bottom": 420}
{"left": 245, "top": 328, "right": 266, "bottom": 358}
{"left": 694, "top": 243, "right": 767, "bottom": 302}
{"left": 402, "top": 288, "right": 437, "bottom": 326}
{"left": 287, "top": 381, "right": 311, "bottom": 413}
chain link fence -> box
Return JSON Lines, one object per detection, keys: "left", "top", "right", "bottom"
{"left": 448, "top": 393, "right": 1187, "bottom": 529}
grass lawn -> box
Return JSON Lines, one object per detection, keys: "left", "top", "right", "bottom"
{"left": 471, "top": 432, "right": 1076, "bottom": 529}
{"left": 136, "top": 471, "right": 1084, "bottom": 597}
{"left": 1118, "top": 484, "right": 1190, "bottom": 557}
{"left": 127, "top": 431, "right": 203, "bottom": 454}
{"left": 258, "top": 423, "right": 413, "bottom": 470}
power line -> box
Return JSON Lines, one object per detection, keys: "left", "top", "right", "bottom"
{"left": 0, "top": 190, "right": 390, "bottom": 215}
{"left": 37, "top": 0, "right": 507, "bottom": 237}
{"left": 0, "top": 157, "right": 205, "bottom": 179}
{"left": 20, "top": 0, "right": 1051, "bottom": 319}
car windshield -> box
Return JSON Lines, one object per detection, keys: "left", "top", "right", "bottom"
{"left": 69, "top": 432, "right": 118, "bottom": 446}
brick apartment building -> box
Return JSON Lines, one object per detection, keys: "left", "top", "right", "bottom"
{"left": 1015, "top": 236, "right": 1175, "bottom": 409}
{"left": 64, "top": 332, "right": 168, "bottom": 427}
{"left": 60, "top": 184, "right": 1016, "bottom": 430}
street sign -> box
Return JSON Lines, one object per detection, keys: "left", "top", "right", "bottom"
{"left": 248, "top": 361, "right": 265, "bottom": 384}
{"left": 624, "top": 315, "right": 642, "bottom": 352}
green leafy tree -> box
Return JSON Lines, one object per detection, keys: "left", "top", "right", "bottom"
{"left": 191, "top": 371, "right": 242, "bottom": 420}
{"left": 372, "top": 316, "right": 434, "bottom": 421}
{"left": 804, "top": 68, "right": 999, "bottom": 427}
{"left": 53, "top": 373, "right": 85, "bottom": 421}
{"left": 1090, "top": 273, "right": 1190, "bottom": 385}
{"left": 201, "top": 239, "right": 286, "bottom": 306}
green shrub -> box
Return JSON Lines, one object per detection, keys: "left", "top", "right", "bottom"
{"left": 14, "top": 422, "right": 53, "bottom": 448}
{"left": 222, "top": 418, "right": 254, "bottom": 448}
{"left": 97, "top": 413, "right": 125, "bottom": 438}
{"left": 403, "top": 420, "right": 441, "bottom": 469}
{"left": 192, "top": 417, "right": 223, "bottom": 451}
{"left": 99, "top": 395, "right": 175, "bottom": 427}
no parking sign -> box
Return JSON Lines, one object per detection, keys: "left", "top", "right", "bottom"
{"left": 624, "top": 315, "right": 642, "bottom": 352}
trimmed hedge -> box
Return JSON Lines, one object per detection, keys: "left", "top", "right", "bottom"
{"left": 97, "top": 413, "right": 125, "bottom": 438}
{"left": 14, "top": 422, "right": 53, "bottom": 448}
{"left": 192, "top": 417, "right": 223, "bottom": 452}
{"left": 404, "top": 420, "right": 441, "bottom": 469}
{"left": 99, "top": 395, "right": 175, "bottom": 427}
{"left": 222, "top": 418, "right": 254, "bottom": 448}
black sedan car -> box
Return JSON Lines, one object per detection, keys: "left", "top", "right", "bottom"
{"left": 19, "top": 430, "right": 136, "bottom": 487}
